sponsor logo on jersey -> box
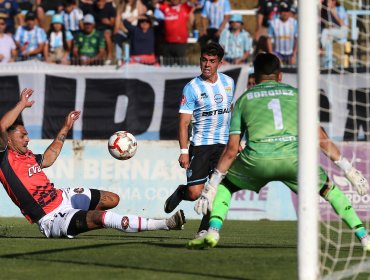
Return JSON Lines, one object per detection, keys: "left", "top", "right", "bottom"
{"left": 200, "top": 92, "right": 208, "bottom": 99}
{"left": 202, "top": 108, "right": 231, "bottom": 117}
{"left": 214, "top": 94, "right": 223, "bottom": 103}
{"left": 28, "top": 164, "right": 42, "bottom": 177}
{"left": 121, "top": 216, "right": 129, "bottom": 229}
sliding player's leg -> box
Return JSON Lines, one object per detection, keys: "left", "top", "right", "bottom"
{"left": 65, "top": 208, "right": 186, "bottom": 237}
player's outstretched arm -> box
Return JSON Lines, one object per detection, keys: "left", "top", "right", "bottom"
{"left": 319, "top": 126, "right": 369, "bottom": 195}
{"left": 0, "top": 88, "right": 34, "bottom": 150}
{"left": 42, "top": 111, "right": 80, "bottom": 168}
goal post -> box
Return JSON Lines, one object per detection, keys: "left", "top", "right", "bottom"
{"left": 298, "top": 1, "right": 320, "bottom": 279}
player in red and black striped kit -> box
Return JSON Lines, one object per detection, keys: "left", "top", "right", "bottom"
{"left": 0, "top": 88, "right": 185, "bottom": 238}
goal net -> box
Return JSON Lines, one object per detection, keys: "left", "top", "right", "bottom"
{"left": 318, "top": 0, "right": 370, "bottom": 278}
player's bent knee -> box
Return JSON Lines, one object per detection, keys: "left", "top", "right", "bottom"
{"left": 97, "top": 191, "right": 120, "bottom": 210}
{"left": 187, "top": 185, "right": 204, "bottom": 201}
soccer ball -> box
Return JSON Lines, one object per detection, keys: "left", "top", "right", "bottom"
{"left": 108, "top": 131, "right": 137, "bottom": 160}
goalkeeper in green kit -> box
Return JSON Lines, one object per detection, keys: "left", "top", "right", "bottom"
{"left": 187, "top": 52, "right": 370, "bottom": 250}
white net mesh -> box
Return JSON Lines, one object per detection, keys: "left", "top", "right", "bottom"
{"left": 319, "top": 0, "right": 370, "bottom": 278}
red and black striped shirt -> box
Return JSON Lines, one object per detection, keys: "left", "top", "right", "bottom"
{"left": 0, "top": 148, "right": 63, "bottom": 223}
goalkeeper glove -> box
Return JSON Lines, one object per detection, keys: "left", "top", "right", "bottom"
{"left": 194, "top": 169, "right": 226, "bottom": 215}
{"left": 335, "top": 156, "right": 369, "bottom": 196}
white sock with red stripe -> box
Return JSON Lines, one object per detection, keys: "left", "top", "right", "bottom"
{"left": 102, "top": 211, "right": 168, "bottom": 232}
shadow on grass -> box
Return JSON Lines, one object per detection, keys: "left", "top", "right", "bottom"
{"left": 0, "top": 241, "right": 251, "bottom": 280}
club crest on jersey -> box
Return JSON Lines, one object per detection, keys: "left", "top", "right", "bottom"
{"left": 73, "top": 188, "right": 84, "bottom": 194}
{"left": 214, "top": 94, "right": 223, "bottom": 103}
{"left": 225, "top": 86, "right": 232, "bottom": 93}
{"left": 28, "top": 164, "right": 42, "bottom": 177}
{"left": 121, "top": 216, "right": 129, "bottom": 229}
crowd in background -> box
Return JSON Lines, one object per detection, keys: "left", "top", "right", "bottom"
{"left": 0, "top": 0, "right": 352, "bottom": 67}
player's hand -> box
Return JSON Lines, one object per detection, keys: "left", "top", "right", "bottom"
{"left": 194, "top": 169, "right": 226, "bottom": 215}
{"left": 194, "top": 182, "right": 217, "bottom": 215}
{"left": 64, "top": 110, "right": 81, "bottom": 130}
{"left": 345, "top": 167, "right": 369, "bottom": 196}
{"left": 178, "top": 153, "right": 190, "bottom": 169}
{"left": 19, "top": 88, "right": 35, "bottom": 108}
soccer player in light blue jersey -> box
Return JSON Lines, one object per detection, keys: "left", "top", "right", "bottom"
{"left": 164, "top": 42, "right": 235, "bottom": 237}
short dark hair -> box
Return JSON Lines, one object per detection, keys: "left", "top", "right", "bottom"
{"left": 253, "top": 53, "right": 281, "bottom": 81}
{"left": 7, "top": 120, "right": 25, "bottom": 133}
{"left": 138, "top": 15, "right": 152, "bottom": 26}
{"left": 63, "top": 0, "right": 76, "bottom": 6}
{"left": 201, "top": 42, "right": 225, "bottom": 61}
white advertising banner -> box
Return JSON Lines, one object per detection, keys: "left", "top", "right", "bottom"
{"left": 0, "top": 140, "right": 296, "bottom": 220}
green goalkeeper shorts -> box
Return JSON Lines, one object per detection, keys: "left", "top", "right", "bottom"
{"left": 225, "top": 153, "right": 328, "bottom": 194}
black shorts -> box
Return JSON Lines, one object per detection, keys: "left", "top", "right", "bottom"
{"left": 186, "top": 144, "right": 225, "bottom": 187}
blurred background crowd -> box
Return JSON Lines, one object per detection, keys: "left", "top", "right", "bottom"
{"left": 0, "top": 0, "right": 368, "bottom": 68}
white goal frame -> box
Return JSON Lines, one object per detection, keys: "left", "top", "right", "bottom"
{"left": 298, "top": 1, "right": 320, "bottom": 279}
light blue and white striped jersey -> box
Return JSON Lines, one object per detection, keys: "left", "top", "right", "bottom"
{"left": 219, "top": 29, "right": 252, "bottom": 60}
{"left": 14, "top": 25, "right": 47, "bottom": 56}
{"left": 201, "top": 0, "right": 232, "bottom": 29}
{"left": 61, "top": 8, "right": 83, "bottom": 32}
{"left": 48, "top": 31, "right": 73, "bottom": 50}
{"left": 336, "top": 6, "right": 348, "bottom": 27}
{"left": 268, "top": 17, "right": 298, "bottom": 55}
{"left": 179, "top": 72, "right": 235, "bottom": 146}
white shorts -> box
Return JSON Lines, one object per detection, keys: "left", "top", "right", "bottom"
{"left": 37, "top": 187, "right": 93, "bottom": 238}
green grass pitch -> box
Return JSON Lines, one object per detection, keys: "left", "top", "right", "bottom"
{"left": 0, "top": 218, "right": 298, "bottom": 280}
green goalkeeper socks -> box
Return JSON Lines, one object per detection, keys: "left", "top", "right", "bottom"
{"left": 324, "top": 184, "right": 364, "bottom": 230}
{"left": 209, "top": 183, "right": 233, "bottom": 231}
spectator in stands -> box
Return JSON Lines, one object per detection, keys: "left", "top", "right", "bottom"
{"left": 17, "top": 0, "right": 33, "bottom": 14}
{"left": 150, "top": 1, "right": 165, "bottom": 58}
{"left": 199, "top": 0, "right": 231, "bottom": 49}
{"left": 0, "top": 0, "right": 23, "bottom": 34}
{"left": 60, "top": 0, "right": 84, "bottom": 37}
{"left": 156, "top": 0, "right": 197, "bottom": 65}
{"left": 73, "top": 14, "right": 105, "bottom": 65}
{"left": 36, "top": 0, "right": 64, "bottom": 29}
{"left": 79, "top": 0, "right": 94, "bottom": 15}
{"left": 123, "top": 14, "right": 156, "bottom": 65}
{"left": 320, "top": 0, "right": 348, "bottom": 66}
{"left": 247, "top": 72, "right": 256, "bottom": 89}
{"left": 0, "top": 17, "right": 17, "bottom": 63}
{"left": 254, "top": 35, "right": 269, "bottom": 55}
{"left": 333, "top": 0, "right": 348, "bottom": 33}
{"left": 14, "top": 11, "right": 46, "bottom": 61}
{"left": 219, "top": 14, "right": 252, "bottom": 65}
{"left": 255, "top": 0, "right": 294, "bottom": 41}
{"left": 267, "top": 1, "right": 298, "bottom": 66}
{"left": 44, "top": 14, "right": 73, "bottom": 64}
{"left": 113, "top": 0, "right": 148, "bottom": 63}
{"left": 82, "top": 0, "right": 116, "bottom": 64}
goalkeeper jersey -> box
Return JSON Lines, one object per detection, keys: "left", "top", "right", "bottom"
{"left": 230, "top": 80, "right": 298, "bottom": 158}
